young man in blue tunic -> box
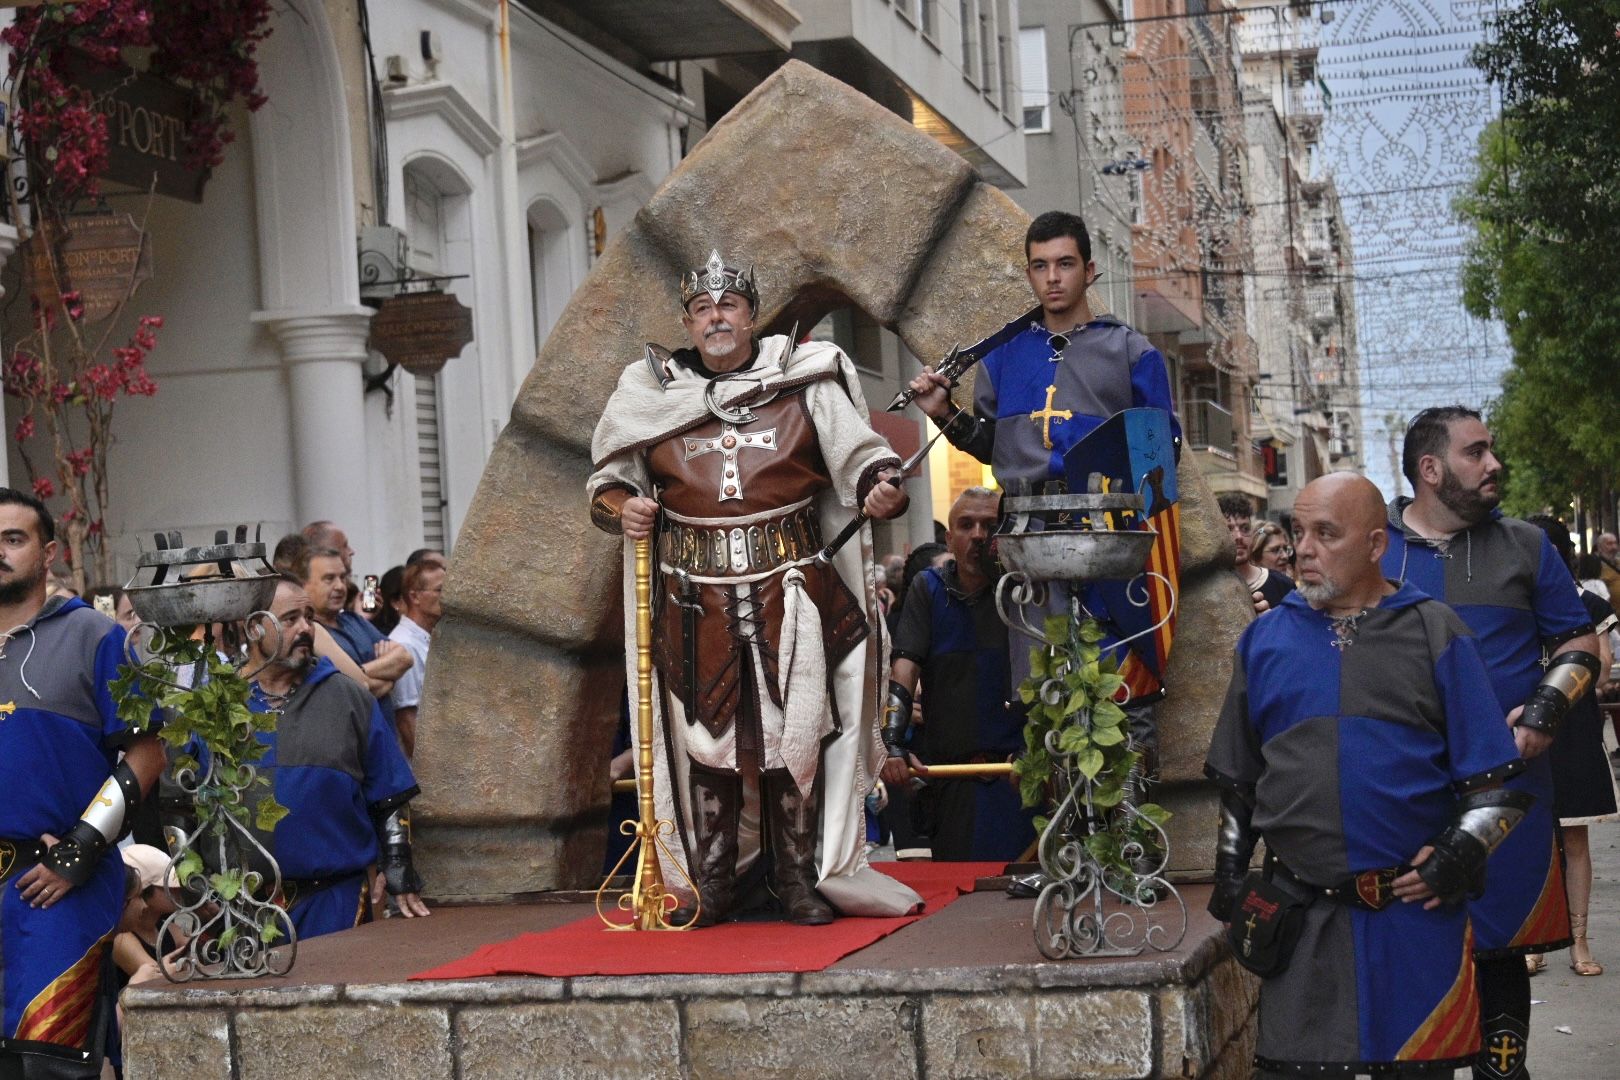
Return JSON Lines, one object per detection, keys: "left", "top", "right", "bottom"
{"left": 1209, "top": 473, "right": 1529, "bottom": 1077}
{"left": 1383, "top": 407, "right": 1597, "bottom": 1080}
{"left": 904, "top": 211, "right": 1181, "bottom": 742}
{"left": 0, "top": 489, "right": 166, "bottom": 1078}
{"left": 240, "top": 576, "right": 428, "bottom": 938}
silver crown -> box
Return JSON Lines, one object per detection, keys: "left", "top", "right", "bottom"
{"left": 680, "top": 249, "right": 758, "bottom": 310}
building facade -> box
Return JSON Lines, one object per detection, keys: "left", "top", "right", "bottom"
{"left": 1235, "top": 0, "right": 1363, "bottom": 516}
{"left": 1013, "top": 2, "right": 1269, "bottom": 507}
{"left": 1, "top": 0, "right": 1033, "bottom": 581}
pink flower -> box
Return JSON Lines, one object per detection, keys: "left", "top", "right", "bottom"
{"left": 14, "top": 416, "right": 34, "bottom": 442}
{"left": 32, "top": 477, "right": 53, "bottom": 500}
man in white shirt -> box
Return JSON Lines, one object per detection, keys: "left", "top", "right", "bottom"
{"left": 388, "top": 561, "right": 444, "bottom": 758}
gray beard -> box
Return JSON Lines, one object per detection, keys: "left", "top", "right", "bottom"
{"left": 702, "top": 334, "right": 740, "bottom": 358}
{"left": 1296, "top": 575, "right": 1343, "bottom": 606}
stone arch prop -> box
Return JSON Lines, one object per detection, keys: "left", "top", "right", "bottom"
{"left": 416, "top": 61, "right": 1253, "bottom": 900}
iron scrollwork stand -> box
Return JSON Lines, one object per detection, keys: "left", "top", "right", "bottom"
{"left": 121, "top": 528, "right": 298, "bottom": 980}
{"left": 996, "top": 491, "right": 1188, "bottom": 960}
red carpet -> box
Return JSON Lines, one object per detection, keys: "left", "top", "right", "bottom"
{"left": 410, "top": 862, "right": 1000, "bottom": 981}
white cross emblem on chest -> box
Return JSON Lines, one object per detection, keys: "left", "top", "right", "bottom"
{"left": 684, "top": 422, "right": 778, "bottom": 501}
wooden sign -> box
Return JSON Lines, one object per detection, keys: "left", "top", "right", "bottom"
{"left": 23, "top": 213, "right": 152, "bottom": 322}
{"left": 64, "top": 51, "right": 210, "bottom": 203}
{"left": 368, "top": 290, "right": 474, "bottom": 375}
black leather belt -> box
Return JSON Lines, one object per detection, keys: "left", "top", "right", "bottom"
{"left": 281, "top": 875, "right": 353, "bottom": 908}
{"left": 0, "top": 838, "right": 46, "bottom": 886}
{"left": 660, "top": 504, "right": 823, "bottom": 577}
{"left": 1268, "top": 854, "right": 1409, "bottom": 913}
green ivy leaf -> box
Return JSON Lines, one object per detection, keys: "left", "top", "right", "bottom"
{"left": 1077, "top": 620, "right": 1105, "bottom": 643}
{"left": 217, "top": 924, "right": 239, "bottom": 950}
{"left": 1032, "top": 814, "right": 1050, "bottom": 835}
{"left": 1137, "top": 803, "right": 1173, "bottom": 826}
{"left": 1065, "top": 689, "right": 1091, "bottom": 715}
{"left": 175, "top": 851, "right": 204, "bottom": 887}
{"left": 1019, "top": 684, "right": 1035, "bottom": 705}
{"left": 1057, "top": 725, "right": 1091, "bottom": 755}
{"left": 1028, "top": 647, "right": 1048, "bottom": 679}
{"left": 1084, "top": 832, "right": 1124, "bottom": 870}
{"left": 209, "top": 871, "right": 243, "bottom": 901}
{"left": 1076, "top": 747, "right": 1105, "bottom": 780}
{"left": 260, "top": 922, "right": 283, "bottom": 945}
{"left": 1091, "top": 724, "right": 1126, "bottom": 747}
{"left": 1043, "top": 614, "right": 1070, "bottom": 645}
{"left": 1091, "top": 782, "right": 1126, "bottom": 808}
{"left": 1095, "top": 673, "right": 1125, "bottom": 699}
{"left": 1019, "top": 771, "right": 1047, "bottom": 809}
{"left": 255, "top": 798, "right": 290, "bottom": 833}
{"left": 1092, "top": 699, "right": 1127, "bottom": 727}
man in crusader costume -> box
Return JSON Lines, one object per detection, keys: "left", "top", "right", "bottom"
{"left": 586, "top": 251, "right": 922, "bottom": 925}
{"left": 904, "top": 210, "right": 1182, "bottom": 808}
{"left": 1384, "top": 407, "right": 1598, "bottom": 1080}
{"left": 1209, "top": 473, "right": 1528, "bottom": 1077}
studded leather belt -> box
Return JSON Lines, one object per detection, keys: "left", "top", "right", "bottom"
{"left": 0, "top": 838, "right": 45, "bottom": 886}
{"left": 659, "top": 503, "right": 824, "bottom": 578}
{"left": 1268, "top": 854, "right": 1408, "bottom": 913}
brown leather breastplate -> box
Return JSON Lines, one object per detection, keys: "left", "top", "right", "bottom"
{"left": 645, "top": 387, "right": 868, "bottom": 741}
{"left": 646, "top": 391, "right": 830, "bottom": 517}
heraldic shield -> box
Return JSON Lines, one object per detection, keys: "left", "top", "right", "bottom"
{"left": 1063, "top": 408, "right": 1181, "bottom": 695}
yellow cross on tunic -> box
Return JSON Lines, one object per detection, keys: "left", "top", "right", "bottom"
{"left": 1030, "top": 384, "right": 1072, "bottom": 450}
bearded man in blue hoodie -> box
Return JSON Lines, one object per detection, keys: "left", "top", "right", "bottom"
{"left": 241, "top": 576, "right": 428, "bottom": 938}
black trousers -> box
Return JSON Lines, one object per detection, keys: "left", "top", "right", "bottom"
{"left": 1473, "top": 953, "right": 1532, "bottom": 1080}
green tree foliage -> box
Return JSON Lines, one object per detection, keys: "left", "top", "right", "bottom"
{"left": 1457, "top": 2, "right": 1620, "bottom": 515}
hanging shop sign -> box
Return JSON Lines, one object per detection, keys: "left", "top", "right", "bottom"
{"left": 64, "top": 51, "right": 210, "bottom": 203}
{"left": 24, "top": 213, "right": 152, "bottom": 322}
{"left": 368, "top": 290, "right": 475, "bottom": 376}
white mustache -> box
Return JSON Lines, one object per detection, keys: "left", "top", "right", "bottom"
{"left": 705, "top": 323, "right": 737, "bottom": 337}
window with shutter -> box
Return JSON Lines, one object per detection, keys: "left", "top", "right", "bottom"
{"left": 1020, "top": 27, "right": 1049, "bottom": 133}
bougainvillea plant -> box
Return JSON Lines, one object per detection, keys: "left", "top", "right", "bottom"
{"left": 0, "top": 0, "right": 273, "bottom": 590}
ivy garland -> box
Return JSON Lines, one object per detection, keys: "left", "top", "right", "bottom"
{"left": 111, "top": 628, "right": 289, "bottom": 927}
{"left": 1011, "top": 613, "right": 1171, "bottom": 884}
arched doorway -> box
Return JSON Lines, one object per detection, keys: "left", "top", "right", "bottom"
{"left": 415, "top": 62, "right": 1249, "bottom": 899}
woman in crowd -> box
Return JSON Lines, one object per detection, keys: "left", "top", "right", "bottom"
{"left": 1249, "top": 520, "right": 1294, "bottom": 575}
{"left": 1528, "top": 517, "right": 1617, "bottom": 977}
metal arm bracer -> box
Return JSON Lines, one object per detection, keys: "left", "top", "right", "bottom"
{"left": 43, "top": 760, "right": 142, "bottom": 887}
{"left": 1517, "top": 649, "right": 1599, "bottom": 735}
{"left": 1208, "top": 786, "right": 1257, "bottom": 921}
{"left": 374, "top": 803, "right": 425, "bottom": 896}
{"left": 882, "top": 680, "right": 914, "bottom": 757}
{"left": 1415, "top": 787, "right": 1534, "bottom": 905}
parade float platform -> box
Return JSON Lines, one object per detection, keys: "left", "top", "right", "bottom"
{"left": 121, "top": 876, "right": 1256, "bottom": 1080}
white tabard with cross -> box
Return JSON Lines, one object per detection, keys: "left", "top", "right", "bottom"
{"left": 683, "top": 422, "right": 779, "bottom": 501}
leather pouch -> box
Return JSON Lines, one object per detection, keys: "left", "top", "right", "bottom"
{"left": 1226, "top": 870, "right": 1311, "bottom": 977}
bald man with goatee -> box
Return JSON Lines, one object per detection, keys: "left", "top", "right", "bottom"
{"left": 1208, "top": 473, "right": 1529, "bottom": 1077}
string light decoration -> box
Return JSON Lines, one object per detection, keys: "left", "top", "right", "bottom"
{"left": 1062, "top": 0, "right": 1511, "bottom": 492}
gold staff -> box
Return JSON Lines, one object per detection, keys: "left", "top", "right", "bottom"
{"left": 596, "top": 537, "right": 699, "bottom": 930}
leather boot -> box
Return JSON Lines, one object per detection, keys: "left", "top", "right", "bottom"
{"left": 679, "top": 763, "right": 742, "bottom": 927}
{"left": 763, "top": 769, "right": 835, "bottom": 925}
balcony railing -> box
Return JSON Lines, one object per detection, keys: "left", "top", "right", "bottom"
{"left": 1186, "top": 398, "right": 1235, "bottom": 460}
